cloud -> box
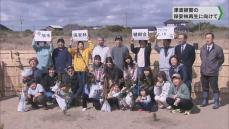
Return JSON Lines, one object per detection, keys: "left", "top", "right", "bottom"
{"left": 0, "top": 0, "right": 228, "bottom": 30}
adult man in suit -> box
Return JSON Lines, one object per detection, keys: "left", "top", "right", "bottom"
{"left": 175, "top": 33, "right": 195, "bottom": 94}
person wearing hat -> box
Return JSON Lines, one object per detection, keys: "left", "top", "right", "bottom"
{"left": 111, "top": 35, "right": 129, "bottom": 71}
{"left": 32, "top": 33, "right": 53, "bottom": 73}
{"left": 27, "top": 79, "right": 48, "bottom": 110}
{"left": 166, "top": 73, "right": 193, "bottom": 115}
{"left": 52, "top": 38, "right": 72, "bottom": 81}
{"left": 62, "top": 65, "right": 80, "bottom": 108}
{"left": 27, "top": 57, "right": 43, "bottom": 84}
{"left": 169, "top": 55, "right": 190, "bottom": 93}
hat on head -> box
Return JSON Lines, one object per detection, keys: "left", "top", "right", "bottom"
{"left": 29, "top": 57, "right": 38, "bottom": 64}
{"left": 172, "top": 73, "right": 181, "bottom": 79}
{"left": 66, "top": 65, "right": 74, "bottom": 70}
{"left": 115, "top": 35, "right": 123, "bottom": 41}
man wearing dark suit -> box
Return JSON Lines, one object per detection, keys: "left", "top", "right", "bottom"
{"left": 175, "top": 33, "right": 196, "bottom": 94}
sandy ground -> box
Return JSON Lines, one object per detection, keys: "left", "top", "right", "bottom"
{"left": 0, "top": 97, "right": 228, "bottom": 129}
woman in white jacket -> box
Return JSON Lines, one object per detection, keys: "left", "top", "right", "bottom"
{"left": 154, "top": 71, "right": 172, "bottom": 109}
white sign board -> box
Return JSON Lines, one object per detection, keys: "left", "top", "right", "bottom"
{"left": 132, "top": 29, "right": 149, "bottom": 40}
{"left": 72, "top": 30, "right": 88, "bottom": 41}
{"left": 34, "top": 31, "right": 52, "bottom": 42}
{"left": 156, "top": 27, "right": 174, "bottom": 39}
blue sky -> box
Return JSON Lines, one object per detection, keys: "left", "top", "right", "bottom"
{"left": 0, "top": 0, "right": 228, "bottom": 31}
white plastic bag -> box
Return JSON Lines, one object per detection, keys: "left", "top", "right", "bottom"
{"left": 51, "top": 81, "right": 61, "bottom": 92}
{"left": 55, "top": 94, "right": 67, "bottom": 111}
{"left": 89, "top": 84, "right": 103, "bottom": 98}
{"left": 17, "top": 91, "right": 26, "bottom": 112}
{"left": 101, "top": 100, "right": 111, "bottom": 112}
{"left": 125, "top": 92, "right": 134, "bottom": 107}
{"left": 21, "top": 68, "right": 33, "bottom": 77}
{"left": 154, "top": 86, "right": 162, "bottom": 96}
{"left": 84, "top": 84, "right": 90, "bottom": 95}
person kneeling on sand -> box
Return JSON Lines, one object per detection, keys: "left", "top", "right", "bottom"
{"left": 166, "top": 73, "right": 193, "bottom": 115}
{"left": 154, "top": 71, "right": 172, "bottom": 109}
{"left": 27, "top": 80, "right": 48, "bottom": 110}
{"left": 134, "top": 87, "right": 153, "bottom": 112}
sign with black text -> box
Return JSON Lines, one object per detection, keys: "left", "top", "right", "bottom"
{"left": 132, "top": 29, "right": 149, "bottom": 40}
{"left": 34, "top": 31, "right": 52, "bottom": 42}
{"left": 156, "top": 27, "right": 174, "bottom": 39}
{"left": 72, "top": 30, "right": 88, "bottom": 41}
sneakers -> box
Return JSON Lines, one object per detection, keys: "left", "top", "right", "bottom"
{"left": 159, "top": 105, "right": 165, "bottom": 109}
{"left": 184, "top": 110, "right": 191, "bottom": 115}
{"left": 43, "top": 105, "right": 49, "bottom": 110}
{"left": 82, "top": 108, "right": 87, "bottom": 112}
{"left": 170, "top": 109, "right": 181, "bottom": 113}
{"left": 166, "top": 106, "right": 172, "bottom": 110}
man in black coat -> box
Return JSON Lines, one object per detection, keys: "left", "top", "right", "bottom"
{"left": 130, "top": 40, "right": 152, "bottom": 79}
{"left": 175, "top": 33, "right": 196, "bottom": 94}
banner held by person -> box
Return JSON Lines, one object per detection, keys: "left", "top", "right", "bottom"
{"left": 34, "top": 30, "right": 52, "bottom": 41}
{"left": 72, "top": 30, "right": 89, "bottom": 41}
{"left": 132, "top": 29, "right": 149, "bottom": 40}
{"left": 156, "top": 27, "right": 175, "bottom": 39}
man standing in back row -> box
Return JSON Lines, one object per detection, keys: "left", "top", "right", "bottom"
{"left": 175, "top": 33, "right": 195, "bottom": 94}
{"left": 200, "top": 32, "right": 224, "bottom": 109}
{"left": 111, "top": 35, "right": 129, "bottom": 71}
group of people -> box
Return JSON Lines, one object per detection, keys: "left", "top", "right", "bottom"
{"left": 20, "top": 32, "right": 224, "bottom": 115}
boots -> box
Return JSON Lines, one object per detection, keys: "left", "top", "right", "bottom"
{"left": 200, "top": 91, "right": 209, "bottom": 107}
{"left": 212, "top": 93, "right": 220, "bottom": 109}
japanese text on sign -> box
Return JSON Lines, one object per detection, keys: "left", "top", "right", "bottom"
{"left": 132, "top": 29, "right": 149, "bottom": 40}
{"left": 172, "top": 6, "right": 224, "bottom": 20}
{"left": 156, "top": 27, "right": 174, "bottom": 39}
{"left": 72, "top": 30, "right": 88, "bottom": 41}
{"left": 34, "top": 31, "right": 52, "bottom": 42}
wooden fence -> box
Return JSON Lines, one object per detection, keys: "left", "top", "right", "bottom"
{"left": 0, "top": 49, "right": 228, "bottom": 98}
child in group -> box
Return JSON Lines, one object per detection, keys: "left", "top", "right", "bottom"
{"left": 123, "top": 55, "right": 137, "bottom": 89}
{"left": 91, "top": 55, "right": 104, "bottom": 83}
{"left": 107, "top": 83, "right": 121, "bottom": 110}
{"left": 154, "top": 71, "right": 172, "bottom": 109}
{"left": 134, "top": 87, "right": 153, "bottom": 112}
{"left": 119, "top": 91, "right": 134, "bottom": 111}
{"left": 139, "top": 67, "right": 155, "bottom": 103}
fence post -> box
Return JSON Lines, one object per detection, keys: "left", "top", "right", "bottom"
{"left": 0, "top": 62, "right": 5, "bottom": 97}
